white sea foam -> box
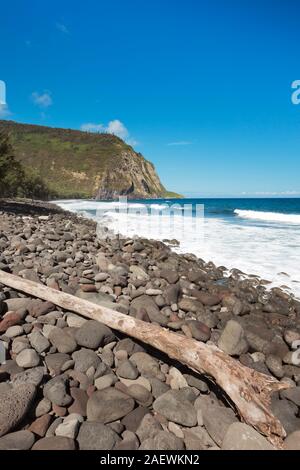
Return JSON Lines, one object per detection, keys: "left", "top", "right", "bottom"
{"left": 54, "top": 200, "right": 300, "bottom": 299}
{"left": 234, "top": 209, "right": 300, "bottom": 224}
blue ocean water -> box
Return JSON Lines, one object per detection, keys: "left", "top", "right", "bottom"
{"left": 55, "top": 198, "right": 300, "bottom": 298}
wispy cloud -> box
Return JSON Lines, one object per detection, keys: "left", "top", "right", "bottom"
{"left": 81, "top": 119, "right": 138, "bottom": 145}
{"left": 56, "top": 22, "right": 70, "bottom": 34}
{"left": 167, "top": 141, "right": 192, "bottom": 146}
{"left": 31, "top": 91, "right": 53, "bottom": 109}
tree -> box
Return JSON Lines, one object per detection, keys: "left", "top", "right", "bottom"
{"left": 0, "top": 129, "right": 51, "bottom": 199}
{"left": 0, "top": 130, "right": 24, "bottom": 197}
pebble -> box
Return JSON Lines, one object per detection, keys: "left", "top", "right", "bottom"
{"left": 168, "top": 366, "right": 188, "bottom": 390}
{"left": 43, "top": 375, "right": 72, "bottom": 407}
{"left": 35, "top": 398, "right": 52, "bottom": 417}
{"left": 87, "top": 387, "right": 135, "bottom": 423}
{"left": 49, "top": 327, "right": 77, "bottom": 354}
{"left": 5, "top": 325, "right": 24, "bottom": 338}
{"left": 29, "top": 330, "right": 50, "bottom": 354}
{"left": 218, "top": 320, "right": 248, "bottom": 356}
{"left": 94, "top": 373, "right": 116, "bottom": 390}
{"left": 32, "top": 436, "right": 76, "bottom": 450}
{"left": 0, "top": 430, "right": 35, "bottom": 450}
{"left": 55, "top": 413, "right": 83, "bottom": 439}
{"left": 75, "top": 320, "right": 115, "bottom": 349}
{"left": 153, "top": 390, "right": 197, "bottom": 427}
{"left": 16, "top": 348, "right": 40, "bottom": 368}
{"left": 116, "top": 359, "right": 139, "bottom": 379}
{"left": 77, "top": 422, "right": 120, "bottom": 450}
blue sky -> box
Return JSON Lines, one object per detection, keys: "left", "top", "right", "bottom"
{"left": 1, "top": 0, "right": 300, "bottom": 196}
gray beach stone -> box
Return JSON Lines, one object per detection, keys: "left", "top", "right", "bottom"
{"left": 0, "top": 430, "right": 35, "bottom": 450}
{"left": 218, "top": 320, "right": 248, "bottom": 356}
{"left": 87, "top": 387, "right": 135, "bottom": 423}
{"left": 49, "top": 327, "right": 77, "bottom": 354}
{"left": 77, "top": 422, "right": 120, "bottom": 450}
{"left": 153, "top": 390, "right": 197, "bottom": 427}
{"left": 222, "top": 423, "right": 275, "bottom": 450}
{"left": 75, "top": 320, "right": 115, "bottom": 349}
{"left": 16, "top": 348, "right": 40, "bottom": 368}
{"left": 0, "top": 383, "right": 36, "bottom": 437}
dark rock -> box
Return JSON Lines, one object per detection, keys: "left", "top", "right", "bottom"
{"left": 121, "top": 406, "right": 150, "bottom": 432}
{"left": 0, "top": 430, "right": 35, "bottom": 450}
{"left": 116, "top": 360, "right": 139, "bottom": 379}
{"left": 77, "top": 422, "right": 120, "bottom": 450}
{"left": 272, "top": 398, "right": 300, "bottom": 435}
{"left": 49, "top": 327, "right": 77, "bottom": 354}
{"left": 68, "top": 388, "right": 88, "bottom": 417}
{"left": 202, "top": 404, "right": 238, "bottom": 446}
{"left": 43, "top": 375, "right": 72, "bottom": 407}
{"left": 72, "top": 348, "right": 100, "bottom": 373}
{"left": 87, "top": 387, "right": 135, "bottom": 423}
{"left": 45, "top": 353, "right": 71, "bottom": 375}
{"left": 160, "top": 269, "right": 179, "bottom": 284}
{"left": 218, "top": 320, "right": 248, "bottom": 356}
{"left": 185, "top": 320, "right": 211, "bottom": 342}
{"left": 131, "top": 295, "right": 168, "bottom": 326}
{"left": 32, "top": 436, "right": 76, "bottom": 450}
{"left": 153, "top": 390, "right": 197, "bottom": 427}
{"left": 75, "top": 320, "right": 115, "bottom": 349}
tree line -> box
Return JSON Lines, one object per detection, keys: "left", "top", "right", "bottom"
{"left": 0, "top": 130, "right": 51, "bottom": 199}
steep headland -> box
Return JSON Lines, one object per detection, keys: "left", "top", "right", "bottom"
{"left": 0, "top": 120, "right": 181, "bottom": 200}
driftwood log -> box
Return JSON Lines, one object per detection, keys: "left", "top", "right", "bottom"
{"left": 0, "top": 270, "right": 289, "bottom": 448}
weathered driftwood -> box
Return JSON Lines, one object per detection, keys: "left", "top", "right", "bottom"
{"left": 0, "top": 270, "right": 289, "bottom": 447}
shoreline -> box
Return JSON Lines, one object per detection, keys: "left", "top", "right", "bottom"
{"left": 54, "top": 197, "right": 300, "bottom": 301}
{"left": 0, "top": 198, "right": 300, "bottom": 450}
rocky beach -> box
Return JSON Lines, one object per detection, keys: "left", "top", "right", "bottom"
{"left": 0, "top": 199, "right": 300, "bottom": 451}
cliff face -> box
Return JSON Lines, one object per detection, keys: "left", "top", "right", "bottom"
{"left": 95, "top": 150, "right": 165, "bottom": 199}
{"left": 0, "top": 120, "right": 177, "bottom": 200}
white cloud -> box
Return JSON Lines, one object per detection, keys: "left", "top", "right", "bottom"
{"left": 81, "top": 119, "right": 137, "bottom": 145}
{"left": 56, "top": 22, "right": 69, "bottom": 34}
{"left": 31, "top": 92, "right": 53, "bottom": 108}
{"left": 167, "top": 141, "right": 192, "bottom": 146}
{"left": 0, "top": 104, "right": 11, "bottom": 118}
{"left": 106, "top": 120, "right": 129, "bottom": 140}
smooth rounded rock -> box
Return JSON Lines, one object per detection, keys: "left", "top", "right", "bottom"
{"left": 153, "top": 390, "right": 197, "bottom": 427}
{"left": 0, "top": 430, "right": 35, "bottom": 450}
{"left": 87, "top": 387, "right": 135, "bottom": 423}
{"left": 75, "top": 320, "right": 115, "bottom": 349}
{"left": 77, "top": 422, "right": 120, "bottom": 450}
{"left": 16, "top": 349, "right": 40, "bottom": 368}
{"left": 32, "top": 436, "right": 76, "bottom": 450}
{"left": 49, "top": 327, "right": 77, "bottom": 354}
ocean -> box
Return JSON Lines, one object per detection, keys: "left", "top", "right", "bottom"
{"left": 55, "top": 198, "right": 300, "bottom": 299}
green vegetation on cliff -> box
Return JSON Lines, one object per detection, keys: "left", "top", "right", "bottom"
{"left": 0, "top": 120, "right": 181, "bottom": 200}
{"left": 0, "top": 130, "right": 49, "bottom": 199}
